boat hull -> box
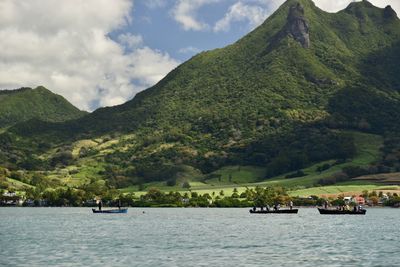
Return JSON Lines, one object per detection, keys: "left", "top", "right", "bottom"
{"left": 249, "top": 209, "right": 298, "bottom": 214}
{"left": 92, "top": 208, "right": 128, "bottom": 214}
{"left": 318, "top": 208, "right": 366, "bottom": 215}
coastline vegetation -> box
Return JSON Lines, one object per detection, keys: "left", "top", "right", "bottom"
{"left": 2, "top": 185, "right": 400, "bottom": 208}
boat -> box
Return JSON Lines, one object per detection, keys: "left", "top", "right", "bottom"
{"left": 92, "top": 208, "right": 128, "bottom": 214}
{"left": 317, "top": 208, "right": 366, "bottom": 215}
{"left": 249, "top": 209, "right": 298, "bottom": 214}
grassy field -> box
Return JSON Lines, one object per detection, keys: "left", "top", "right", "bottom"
{"left": 6, "top": 178, "right": 33, "bottom": 189}
{"left": 120, "top": 131, "right": 385, "bottom": 197}
{"left": 206, "top": 166, "right": 266, "bottom": 184}
{"left": 13, "top": 131, "right": 382, "bottom": 197}
{"left": 289, "top": 185, "right": 400, "bottom": 197}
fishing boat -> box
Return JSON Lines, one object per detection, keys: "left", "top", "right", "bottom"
{"left": 249, "top": 209, "right": 298, "bottom": 214}
{"left": 318, "top": 208, "right": 366, "bottom": 215}
{"left": 92, "top": 208, "right": 128, "bottom": 214}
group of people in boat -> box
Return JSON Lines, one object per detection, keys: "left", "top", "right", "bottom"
{"left": 97, "top": 199, "right": 122, "bottom": 211}
{"left": 252, "top": 201, "right": 293, "bottom": 212}
{"left": 323, "top": 200, "right": 364, "bottom": 212}
{"left": 336, "top": 205, "right": 364, "bottom": 212}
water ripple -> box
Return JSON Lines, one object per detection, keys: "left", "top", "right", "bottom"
{"left": 1, "top": 208, "right": 400, "bottom": 267}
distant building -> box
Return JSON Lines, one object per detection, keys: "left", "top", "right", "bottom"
{"left": 2, "top": 191, "right": 17, "bottom": 197}
{"left": 1, "top": 191, "right": 21, "bottom": 206}
{"left": 343, "top": 196, "right": 353, "bottom": 203}
{"left": 354, "top": 196, "right": 365, "bottom": 205}
{"left": 381, "top": 194, "right": 389, "bottom": 201}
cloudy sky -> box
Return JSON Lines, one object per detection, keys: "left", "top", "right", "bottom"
{"left": 0, "top": 0, "right": 399, "bottom": 111}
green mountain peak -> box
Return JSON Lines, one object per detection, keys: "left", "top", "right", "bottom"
{"left": 0, "top": 86, "right": 87, "bottom": 128}
{"left": 344, "top": 0, "right": 399, "bottom": 21}
{"left": 384, "top": 5, "right": 398, "bottom": 20}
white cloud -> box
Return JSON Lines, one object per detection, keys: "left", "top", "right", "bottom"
{"left": 178, "top": 46, "right": 202, "bottom": 54}
{"left": 172, "top": 0, "right": 220, "bottom": 31}
{"left": 213, "top": 0, "right": 400, "bottom": 33}
{"left": 130, "top": 47, "right": 179, "bottom": 87}
{"left": 314, "top": 0, "right": 400, "bottom": 13}
{"left": 214, "top": 0, "right": 286, "bottom": 32}
{"left": 313, "top": 0, "right": 356, "bottom": 12}
{"left": 118, "top": 33, "right": 144, "bottom": 50}
{"left": 0, "top": 0, "right": 179, "bottom": 111}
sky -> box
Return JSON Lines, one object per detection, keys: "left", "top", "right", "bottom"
{"left": 0, "top": 0, "right": 399, "bottom": 111}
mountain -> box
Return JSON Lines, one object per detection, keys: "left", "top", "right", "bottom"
{"left": 3, "top": 0, "right": 400, "bottom": 189}
{"left": 0, "top": 86, "right": 86, "bottom": 128}
{"left": 17, "top": 0, "right": 400, "bottom": 135}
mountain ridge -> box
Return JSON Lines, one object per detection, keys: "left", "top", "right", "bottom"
{"left": 2, "top": 0, "right": 400, "bottom": 190}
{"left": 10, "top": 0, "right": 400, "bottom": 137}
{"left": 0, "top": 86, "right": 87, "bottom": 128}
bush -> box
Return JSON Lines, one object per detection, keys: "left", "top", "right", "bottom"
{"left": 342, "top": 166, "right": 369, "bottom": 178}
{"left": 182, "top": 181, "right": 191, "bottom": 189}
{"left": 316, "top": 163, "right": 331, "bottom": 173}
{"left": 285, "top": 170, "right": 306, "bottom": 179}
{"left": 50, "top": 151, "right": 73, "bottom": 167}
{"left": 166, "top": 178, "right": 177, "bottom": 187}
{"left": 318, "top": 172, "right": 349, "bottom": 185}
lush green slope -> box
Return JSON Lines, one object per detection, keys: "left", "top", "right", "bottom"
{"left": 119, "top": 131, "right": 382, "bottom": 194}
{"left": 0, "top": 86, "right": 86, "bottom": 128}
{"left": 11, "top": 0, "right": 400, "bottom": 137}
{"left": 3, "top": 0, "right": 400, "bottom": 191}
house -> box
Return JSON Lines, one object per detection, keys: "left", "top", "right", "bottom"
{"left": 354, "top": 196, "right": 365, "bottom": 205}
{"left": 1, "top": 191, "right": 21, "bottom": 206}
{"left": 2, "top": 191, "right": 17, "bottom": 197}
{"left": 343, "top": 196, "right": 353, "bottom": 203}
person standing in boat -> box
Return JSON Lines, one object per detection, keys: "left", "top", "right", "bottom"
{"left": 98, "top": 200, "right": 102, "bottom": 211}
{"left": 324, "top": 200, "right": 328, "bottom": 209}
{"left": 118, "top": 199, "right": 121, "bottom": 210}
{"left": 289, "top": 200, "right": 293, "bottom": 210}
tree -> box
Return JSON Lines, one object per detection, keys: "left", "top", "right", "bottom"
{"left": 231, "top": 188, "right": 239, "bottom": 198}
{"left": 50, "top": 150, "right": 74, "bottom": 167}
{"left": 31, "top": 173, "right": 46, "bottom": 186}
{"left": 182, "top": 181, "right": 191, "bottom": 189}
{"left": 362, "top": 190, "right": 369, "bottom": 199}
{"left": 143, "top": 188, "right": 164, "bottom": 202}
{"left": 369, "top": 196, "right": 379, "bottom": 205}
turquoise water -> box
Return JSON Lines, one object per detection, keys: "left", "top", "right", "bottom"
{"left": 0, "top": 208, "right": 399, "bottom": 267}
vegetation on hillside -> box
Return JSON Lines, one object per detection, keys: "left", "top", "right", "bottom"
{"left": 0, "top": 86, "right": 86, "bottom": 128}
{"left": 1, "top": 0, "right": 400, "bottom": 197}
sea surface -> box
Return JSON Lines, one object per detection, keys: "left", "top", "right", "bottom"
{"left": 0, "top": 207, "right": 399, "bottom": 267}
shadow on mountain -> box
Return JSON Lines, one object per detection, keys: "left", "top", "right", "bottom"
{"left": 327, "top": 41, "right": 400, "bottom": 134}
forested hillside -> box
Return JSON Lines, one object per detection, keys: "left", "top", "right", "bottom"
{"left": 2, "top": 0, "right": 400, "bottom": 193}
